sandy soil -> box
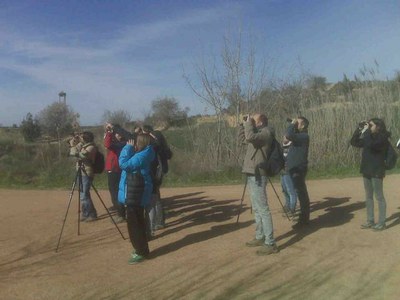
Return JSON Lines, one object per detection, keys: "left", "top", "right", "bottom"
{"left": 1, "top": 175, "right": 400, "bottom": 300}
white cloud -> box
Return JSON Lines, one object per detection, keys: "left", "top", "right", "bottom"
{"left": 0, "top": 3, "right": 244, "bottom": 125}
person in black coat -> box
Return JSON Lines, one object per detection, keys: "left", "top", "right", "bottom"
{"left": 285, "top": 117, "right": 311, "bottom": 228}
{"left": 350, "top": 118, "right": 390, "bottom": 231}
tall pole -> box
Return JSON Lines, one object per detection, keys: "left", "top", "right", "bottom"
{"left": 59, "top": 91, "right": 66, "bottom": 104}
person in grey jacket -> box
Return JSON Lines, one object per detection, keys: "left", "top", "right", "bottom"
{"left": 285, "top": 117, "right": 310, "bottom": 228}
{"left": 238, "top": 113, "right": 279, "bottom": 256}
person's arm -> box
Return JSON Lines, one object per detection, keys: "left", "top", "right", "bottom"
{"left": 69, "top": 141, "right": 83, "bottom": 157}
{"left": 285, "top": 124, "right": 308, "bottom": 144}
{"left": 104, "top": 131, "right": 113, "bottom": 149}
{"left": 119, "top": 142, "right": 140, "bottom": 172}
{"left": 78, "top": 144, "right": 96, "bottom": 161}
{"left": 350, "top": 129, "right": 363, "bottom": 148}
{"left": 244, "top": 121, "right": 271, "bottom": 147}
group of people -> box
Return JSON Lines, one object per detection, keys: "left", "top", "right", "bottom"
{"left": 68, "top": 113, "right": 395, "bottom": 262}
{"left": 240, "top": 113, "right": 395, "bottom": 256}
{"left": 238, "top": 114, "right": 310, "bottom": 255}
{"left": 68, "top": 123, "right": 172, "bottom": 264}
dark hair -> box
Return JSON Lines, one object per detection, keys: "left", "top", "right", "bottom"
{"left": 298, "top": 116, "right": 309, "bottom": 130}
{"left": 369, "top": 118, "right": 390, "bottom": 136}
{"left": 81, "top": 131, "right": 94, "bottom": 143}
{"left": 259, "top": 114, "right": 268, "bottom": 126}
{"left": 142, "top": 124, "right": 154, "bottom": 133}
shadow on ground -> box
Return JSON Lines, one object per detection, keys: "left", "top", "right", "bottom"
{"left": 276, "top": 197, "right": 365, "bottom": 251}
{"left": 150, "top": 191, "right": 252, "bottom": 258}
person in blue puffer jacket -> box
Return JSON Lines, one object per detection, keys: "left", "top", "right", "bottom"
{"left": 118, "top": 133, "right": 155, "bottom": 264}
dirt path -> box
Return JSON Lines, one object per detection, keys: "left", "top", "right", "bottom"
{"left": 1, "top": 175, "right": 400, "bottom": 299}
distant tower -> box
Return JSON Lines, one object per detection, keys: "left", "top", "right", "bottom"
{"left": 58, "top": 91, "right": 66, "bottom": 104}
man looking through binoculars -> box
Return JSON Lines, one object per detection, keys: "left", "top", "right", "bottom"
{"left": 238, "top": 113, "right": 279, "bottom": 256}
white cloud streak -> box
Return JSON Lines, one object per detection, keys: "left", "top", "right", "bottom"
{"left": 0, "top": 3, "right": 241, "bottom": 125}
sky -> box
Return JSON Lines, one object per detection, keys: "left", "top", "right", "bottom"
{"left": 0, "top": 0, "right": 399, "bottom": 126}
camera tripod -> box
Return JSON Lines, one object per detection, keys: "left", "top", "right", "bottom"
{"left": 55, "top": 161, "right": 126, "bottom": 252}
{"left": 236, "top": 175, "right": 293, "bottom": 224}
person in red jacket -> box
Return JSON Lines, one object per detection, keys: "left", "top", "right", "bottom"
{"left": 104, "top": 123, "right": 127, "bottom": 223}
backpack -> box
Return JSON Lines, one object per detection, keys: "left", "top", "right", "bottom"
{"left": 93, "top": 149, "right": 105, "bottom": 174}
{"left": 385, "top": 142, "right": 397, "bottom": 170}
{"left": 256, "top": 138, "right": 285, "bottom": 177}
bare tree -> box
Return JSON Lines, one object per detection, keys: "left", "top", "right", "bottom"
{"left": 184, "top": 30, "right": 269, "bottom": 166}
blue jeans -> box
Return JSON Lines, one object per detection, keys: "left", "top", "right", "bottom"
{"left": 147, "top": 190, "right": 165, "bottom": 235}
{"left": 281, "top": 173, "right": 297, "bottom": 212}
{"left": 79, "top": 175, "right": 97, "bottom": 218}
{"left": 363, "top": 177, "right": 386, "bottom": 225}
{"left": 248, "top": 175, "right": 275, "bottom": 245}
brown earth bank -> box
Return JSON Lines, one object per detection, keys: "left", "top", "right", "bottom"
{"left": 1, "top": 175, "right": 400, "bottom": 300}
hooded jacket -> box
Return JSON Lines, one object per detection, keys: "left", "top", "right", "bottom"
{"left": 118, "top": 144, "right": 155, "bottom": 207}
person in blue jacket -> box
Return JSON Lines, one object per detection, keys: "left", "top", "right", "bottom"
{"left": 118, "top": 133, "right": 155, "bottom": 264}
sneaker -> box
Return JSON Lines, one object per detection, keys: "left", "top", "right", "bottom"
{"left": 256, "top": 244, "right": 279, "bottom": 256}
{"left": 372, "top": 224, "right": 386, "bottom": 231}
{"left": 80, "top": 216, "right": 88, "bottom": 222}
{"left": 128, "top": 253, "right": 145, "bottom": 264}
{"left": 245, "top": 238, "right": 265, "bottom": 247}
{"left": 360, "top": 222, "right": 375, "bottom": 229}
{"left": 154, "top": 224, "right": 165, "bottom": 230}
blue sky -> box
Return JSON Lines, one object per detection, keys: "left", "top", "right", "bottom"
{"left": 0, "top": 0, "right": 399, "bottom": 126}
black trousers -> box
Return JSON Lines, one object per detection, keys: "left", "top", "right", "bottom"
{"left": 126, "top": 205, "right": 149, "bottom": 256}
{"left": 289, "top": 167, "right": 310, "bottom": 223}
{"left": 107, "top": 172, "right": 125, "bottom": 218}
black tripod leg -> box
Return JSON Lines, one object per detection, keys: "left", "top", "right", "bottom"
{"left": 268, "top": 177, "right": 292, "bottom": 221}
{"left": 90, "top": 183, "right": 127, "bottom": 240}
{"left": 77, "top": 169, "right": 82, "bottom": 236}
{"left": 55, "top": 169, "right": 79, "bottom": 253}
{"left": 236, "top": 176, "right": 248, "bottom": 224}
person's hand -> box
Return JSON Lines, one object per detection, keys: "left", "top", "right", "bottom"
{"left": 69, "top": 135, "right": 80, "bottom": 147}
{"left": 105, "top": 122, "right": 113, "bottom": 132}
{"left": 69, "top": 138, "right": 76, "bottom": 147}
{"left": 361, "top": 122, "right": 370, "bottom": 134}
{"left": 127, "top": 139, "right": 135, "bottom": 146}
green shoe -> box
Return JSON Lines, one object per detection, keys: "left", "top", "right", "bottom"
{"left": 128, "top": 253, "right": 145, "bottom": 264}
